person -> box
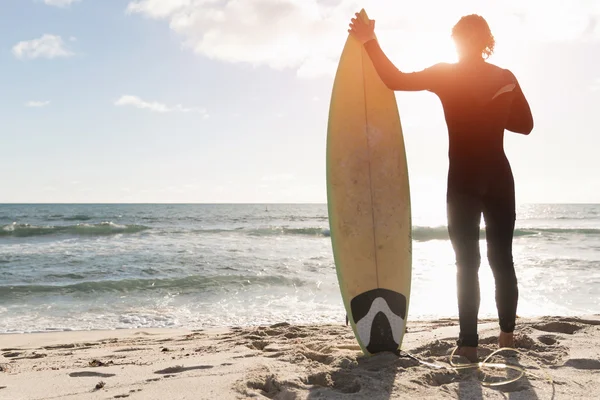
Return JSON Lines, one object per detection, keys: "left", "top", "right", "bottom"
{"left": 348, "top": 12, "right": 534, "bottom": 362}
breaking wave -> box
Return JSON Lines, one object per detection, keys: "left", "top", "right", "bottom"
{"left": 0, "top": 222, "right": 150, "bottom": 237}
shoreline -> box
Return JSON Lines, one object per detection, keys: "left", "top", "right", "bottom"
{"left": 1, "top": 315, "right": 599, "bottom": 399}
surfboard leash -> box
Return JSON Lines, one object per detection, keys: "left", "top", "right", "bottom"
{"left": 397, "top": 346, "right": 554, "bottom": 388}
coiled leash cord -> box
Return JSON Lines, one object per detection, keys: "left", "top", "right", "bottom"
{"left": 399, "top": 346, "right": 554, "bottom": 387}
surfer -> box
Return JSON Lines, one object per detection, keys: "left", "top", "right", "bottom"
{"left": 348, "top": 13, "right": 534, "bottom": 362}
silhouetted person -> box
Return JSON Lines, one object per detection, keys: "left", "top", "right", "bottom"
{"left": 349, "top": 12, "right": 534, "bottom": 362}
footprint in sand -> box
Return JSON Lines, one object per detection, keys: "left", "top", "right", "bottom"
{"left": 244, "top": 373, "right": 288, "bottom": 398}
{"left": 538, "top": 335, "right": 559, "bottom": 346}
{"left": 305, "top": 371, "right": 361, "bottom": 394}
{"left": 419, "top": 370, "right": 459, "bottom": 387}
{"left": 154, "top": 365, "right": 214, "bottom": 374}
{"left": 563, "top": 359, "right": 600, "bottom": 370}
{"left": 305, "top": 371, "right": 332, "bottom": 387}
{"left": 242, "top": 372, "right": 309, "bottom": 398}
{"left": 249, "top": 340, "right": 269, "bottom": 351}
{"left": 532, "top": 321, "right": 584, "bottom": 335}
{"left": 69, "top": 371, "right": 116, "bottom": 378}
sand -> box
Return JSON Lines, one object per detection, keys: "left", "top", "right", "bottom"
{"left": 1, "top": 315, "right": 599, "bottom": 399}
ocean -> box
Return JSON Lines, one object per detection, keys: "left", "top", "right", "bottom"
{"left": 0, "top": 203, "right": 598, "bottom": 334}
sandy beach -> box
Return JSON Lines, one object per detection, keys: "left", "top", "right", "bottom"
{"left": 1, "top": 315, "right": 599, "bottom": 399}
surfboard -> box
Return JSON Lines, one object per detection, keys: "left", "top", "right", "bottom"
{"left": 326, "top": 9, "right": 412, "bottom": 356}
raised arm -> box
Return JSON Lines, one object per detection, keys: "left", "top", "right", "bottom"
{"left": 348, "top": 11, "right": 445, "bottom": 92}
{"left": 363, "top": 39, "right": 445, "bottom": 92}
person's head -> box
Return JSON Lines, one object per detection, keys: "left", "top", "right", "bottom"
{"left": 451, "top": 14, "right": 495, "bottom": 61}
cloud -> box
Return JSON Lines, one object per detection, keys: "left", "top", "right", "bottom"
{"left": 43, "top": 0, "right": 81, "bottom": 7}
{"left": 125, "top": 0, "right": 600, "bottom": 78}
{"left": 126, "top": 0, "right": 348, "bottom": 78}
{"left": 114, "top": 95, "right": 208, "bottom": 117}
{"left": 12, "top": 34, "right": 74, "bottom": 60}
{"left": 126, "top": 0, "right": 191, "bottom": 19}
{"left": 591, "top": 78, "right": 600, "bottom": 92}
{"left": 25, "top": 100, "right": 50, "bottom": 107}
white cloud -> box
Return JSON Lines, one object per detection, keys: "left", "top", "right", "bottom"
{"left": 43, "top": 0, "right": 81, "bottom": 7}
{"left": 125, "top": 0, "right": 600, "bottom": 78}
{"left": 114, "top": 95, "right": 208, "bottom": 117}
{"left": 126, "top": 0, "right": 191, "bottom": 19}
{"left": 12, "top": 34, "right": 74, "bottom": 60}
{"left": 126, "top": 0, "right": 352, "bottom": 77}
{"left": 25, "top": 100, "right": 50, "bottom": 107}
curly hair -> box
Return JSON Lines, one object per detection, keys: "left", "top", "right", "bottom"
{"left": 451, "top": 14, "right": 495, "bottom": 59}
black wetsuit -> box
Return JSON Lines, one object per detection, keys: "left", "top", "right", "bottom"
{"left": 364, "top": 39, "right": 534, "bottom": 347}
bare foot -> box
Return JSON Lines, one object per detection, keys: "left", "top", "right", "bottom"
{"left": 455, "top": 346, "right": 478, "bottom": 363}
{"left": 499, "top": 331, "right": 515, "bottom": 348}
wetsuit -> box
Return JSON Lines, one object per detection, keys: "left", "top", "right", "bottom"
{"left": 363, "top": 39, "right": 534, "bottom": 347}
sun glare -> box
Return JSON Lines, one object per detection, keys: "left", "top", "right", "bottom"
{"left": 380, "top": 30, "right": 459, "bottom": 72}
{"left": 373, "top": 9, "right": 523, "bottom": 72}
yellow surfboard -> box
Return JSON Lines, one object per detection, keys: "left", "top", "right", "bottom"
{"left": 326, "top": 9, "right": 412, "bottom": 356}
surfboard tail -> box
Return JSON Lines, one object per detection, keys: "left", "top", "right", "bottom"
{"left": 351, "top": 289, "right": 407, "bottom": 355}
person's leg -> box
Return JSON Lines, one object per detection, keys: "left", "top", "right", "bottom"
{"left": 482, "top": 188, "right": 518, "bottom": 347}
{"left": 447, "top": 190, "right": 483, "bottom": 353}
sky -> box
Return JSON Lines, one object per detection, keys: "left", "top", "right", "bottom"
{"left": 1, "top": 0, "right": 600, "bottom": 205}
